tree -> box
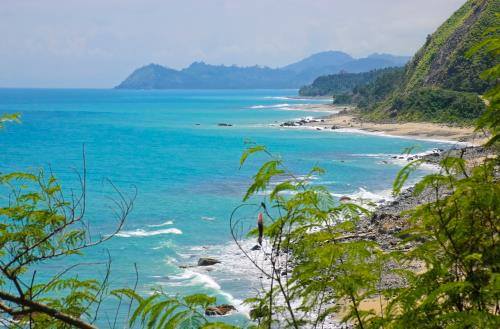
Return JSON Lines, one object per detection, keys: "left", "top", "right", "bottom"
{"left": 0, "top": 114, "right": 135, "bottom": 329}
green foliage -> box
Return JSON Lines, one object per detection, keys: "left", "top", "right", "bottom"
{"left": 298, "top": 68, "right": 402, "bottom": 97}
{"left": 371, "top": 87, "right": 485, "bottom": 124}
{"left": 354, "top": 0, "right": 499, "bottom": 124}
{"left": 383, "top": 156, "right": 500, "bottom": 328}
{"left": 114, "top": 288, "right": 239, "bottom": 329}
{"left": 0, "top": 114, "right": 134, "bottom": 328}
{"left": 467, "top": 13, "right": 500, "bottom": 146}
{"left": 236, "top": 136, "right": 499, "bottom": 328}
{"left": 352, "top": 68, "right": 405, "bottom": 109}
{"left": 238, "top": 148, "right": 387, "bottom": 329}
{"left": 403, "top": 0, "right": 499, "bottom": 93}
{"left": 0, "top": 169, "right": 114, "bottom": 329}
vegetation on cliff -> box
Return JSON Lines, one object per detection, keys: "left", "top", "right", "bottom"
{"left": 298, "top": 67, "right": 402, "bottom": 97}
{"left": 360, "top": 0, "right": 499, "bottom": 124}
{"left": 300, "top": 0, "right": 499, "bottom": 124}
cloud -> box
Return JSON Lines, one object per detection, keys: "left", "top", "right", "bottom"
{"left": 0, "top": 0, "right": 466, "bottom": 87}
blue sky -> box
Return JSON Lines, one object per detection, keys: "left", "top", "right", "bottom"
{"left": 0, "top": 0, "right": 466, "bottom": 88}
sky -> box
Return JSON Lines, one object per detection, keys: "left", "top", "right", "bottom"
{"left": 0, "top": 0, "right": 467, "bottom": 88}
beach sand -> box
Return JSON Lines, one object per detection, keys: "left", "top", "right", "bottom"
{"left": 285, "top": 104, "right": 488, "bottom": 146}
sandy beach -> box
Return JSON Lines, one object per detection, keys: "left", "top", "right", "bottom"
{"left": 282, "top": 103, "right": 488, "bottom": 146}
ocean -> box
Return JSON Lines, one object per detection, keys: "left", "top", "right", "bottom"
{"left": 0, "top": 89, "right": 451, "bottom": 326}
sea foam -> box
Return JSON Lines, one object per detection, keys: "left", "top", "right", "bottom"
{"left": 116, "top": 228, "right": 182, "bottom": 237}
{"left": 147, "top": 220, "right": 174, "bottom": 227}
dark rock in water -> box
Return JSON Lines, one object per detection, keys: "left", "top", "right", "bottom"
{"left": 251, "top": 245, "right": 261, "bottom": 251}
{"left": 197, "top": 257, "right": 221, "bottom": 266}
{"left": 316, "top": 127, "right": 321, "bottom": 131}
{"left": 331, "top": 125, "right": 339, "bottom": 130}
{"left": 195, "top": 123, "right": 201, "bottom": 125}
{"left": 218, "top": 123, "right": 232, "bottom": 127}
{"left": 281, "top": 121, "right": 297, "bottom": 127}
{"left": 205, "top": 304, "right": 236, "bottom": 316}
{"left": 339, "top": 196, "right": 352, "bottom": 202}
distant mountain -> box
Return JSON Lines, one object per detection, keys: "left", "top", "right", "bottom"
{"left": 283, "top": 51, "right": 354, "bottom": 73}
{"left": 115, "top": 51, "right": 410, "bottom": 89}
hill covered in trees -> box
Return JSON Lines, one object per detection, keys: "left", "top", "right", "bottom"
{"left": 298, "top": 67, "right": 402, "bottom": 97}
{"left": 301, "top": 0, "right": 499, "bottom": 124}
{"left": 115, "top": 51, "right": 409, "bottom": 89}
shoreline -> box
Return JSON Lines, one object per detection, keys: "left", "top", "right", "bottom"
{"left": 275, "top": 103, "right": 488, "bottom": 146}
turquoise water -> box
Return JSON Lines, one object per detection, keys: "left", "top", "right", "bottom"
{"left": 0, "top": 89, "right": 449, "bottom": 326}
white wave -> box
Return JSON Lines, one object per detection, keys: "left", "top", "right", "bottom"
{"left": 249, "top": 103, "right": 292, "bottom": 109}
{"left": 190, "top": 246, "right": 209, "bottom": 251}
{"left": 147, "top": 220, "right": 174, "bottom": 227}
{"left": 201, "top": 216, "right": 216, "bottom": 221}
{"left": 116, "top": 228, "right": 182, "bottom": 237}
{"left": 333, "top": 187, "right": 394, "bottom": 209}
{"left": 169, "top": 269, "right": 248, "bottom": 316}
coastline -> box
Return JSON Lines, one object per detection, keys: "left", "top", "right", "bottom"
{"left": 275, "top": 103, "right": 488, "bottom": 146}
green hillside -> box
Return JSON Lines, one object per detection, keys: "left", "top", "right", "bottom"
{"left": 403, "top": 0, "right": 498, "bottom": 93}
{"left": 298, "top": 67, "right": 402, "bottom": 97}
{"left": 344, "top": 0, "right": 498, "bottom": 124}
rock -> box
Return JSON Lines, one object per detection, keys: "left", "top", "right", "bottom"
{"left": 205, "top": 304, "right": 236, "bottom": 316}
{"left": 217, "top": 123, "right": 232, "bottom": 127}
{"left": 281, "top": 121, "right": 297, "bottom": 127}
{"left": 316, "top": 127, "right": 322, "bottom": 131}
{"left": 250, "top": 244, "right": 261, "bottom": 251}
{"left": 331, "top": 125, "right": 339, "bottom": 130}
{"left": 339, "top": 196, "right": 352, "bottom": 202}
{"left": 197, "top": 257, "right": 221, "bottom": 266}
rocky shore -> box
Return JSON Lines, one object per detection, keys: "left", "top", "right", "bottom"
{"left": 277, "top": 105, "right": 488, "bottom": 146}
{"left": 358, "top": 146, "right": 493, "bottom": 250}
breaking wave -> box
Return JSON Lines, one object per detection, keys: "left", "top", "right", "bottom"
{"left": 116, "top": 228, "right": 183, "bottom": 237}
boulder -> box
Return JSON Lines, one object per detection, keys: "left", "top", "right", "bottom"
{"left": 205, "top": 304, "right": 236, "bottom": 316}
{"left": 250, "top": 245, "right": 261, "bottom": 251}
{"left": 197, "top": 257, "right": 221, "bottom": 266}
{"left": 217, "top": 123, "right": 232, "bottom": 127}
{"left": 339, "top": 196, "right": 352, "bottom": 202}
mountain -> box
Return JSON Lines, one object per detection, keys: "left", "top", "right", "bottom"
{"left": 115, "top": 51, "right": 410, "bottom": 89}
{"left": 283, "top": 51, "right": 354, "bottom": 73}
{"left": 302, "top": 0, "right": 498, "bottom": 124}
